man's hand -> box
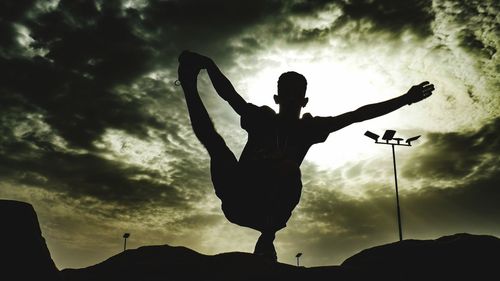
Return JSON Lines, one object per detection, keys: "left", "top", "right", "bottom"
{"left": 177, "top": 51, "right": 213, "bottom": 84}
{"left": 179, "top": 50, "right": 211, "bottom": 70}
{"left": 405, "top": 81, "right": 435, "bottom": 105}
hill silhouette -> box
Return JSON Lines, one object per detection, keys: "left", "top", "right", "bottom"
{"left": 61, "top": 233, "right": 500, "bottom": 281}
{"left": 3, "top": 200, "right": 499, "bottom": 281}
{"left": 61, "top": 245, "right": 355, "bottom": 281}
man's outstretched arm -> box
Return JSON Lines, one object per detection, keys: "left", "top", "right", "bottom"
{"left": 179, "top": 51, "right": 248, "bottom": 115}
{"left": 322, "top": 82, "right": 435, "bottom": 132}
{"left": 205, "top": 59, "right": 249, "bottom": 115}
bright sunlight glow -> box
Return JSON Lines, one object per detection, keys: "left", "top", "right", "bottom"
{"left": 238, "top": 48, "right": 405, "bottom": 169}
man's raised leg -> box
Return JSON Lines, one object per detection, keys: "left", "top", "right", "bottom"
{"left": 178, "top": 64, "right": 238, "bottom": 200}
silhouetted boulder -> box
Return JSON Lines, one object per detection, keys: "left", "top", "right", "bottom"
{"left": 0, "top": 199, "right": 61, "bottom": 281}
{"left": 342, "top": 233, "right": 500, "bottom": 280}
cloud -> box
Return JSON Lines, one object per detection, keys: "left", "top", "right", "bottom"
{"left": 0, "top": 144, "right": 185, "bottom": 206}
{"left": 337, "top": 0, "right": 435, "bottom": 36}
{"left": 259, "top": 0, "right": 435, "bottom": 45}
{"left": 402, "top": 117, "right": 500, "bottom": 182}
{"left": 431, "top": 0, "right": 499, "bottom": 111}
{"left": 0, "top": 3, "right": 164, "bottom": 149}
{"left": 0, "top": 0, "right": 287, "bottom": 151}
{"left": 0, "top": 79, "right": 215, "bottom": 209}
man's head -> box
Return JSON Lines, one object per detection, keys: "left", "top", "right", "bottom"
{"left": 274, "top": 71, "right": 309, "bottom": 117}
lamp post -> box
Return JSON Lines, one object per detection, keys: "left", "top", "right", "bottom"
{"left": 295, "top": 253, "right": 302, "bottom": 267}
{"left": 123, "top": 233, "right": 130, "bottom": 251}
{"left": 364, "top": 130, "right": 421, "bottom": 242}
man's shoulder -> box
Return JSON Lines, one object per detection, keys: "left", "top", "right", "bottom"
{"left": 301, "top": 112, "right": 313, "bottom": 119}
{"left": 300, "top": 112, "right": 323, "bottom": 122}
{"left": 299, "top": 113, "right": 330, "bottom": 143}
{"left": 246, "top": 103, "right": 276, "bottom": 116}
{"left": 241, "top": 103, "right": 276, "bottom": 131}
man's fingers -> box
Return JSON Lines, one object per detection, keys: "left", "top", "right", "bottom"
{"left": 422, "top": 84, "right": 434, "bottom": 98}
{"left": 418, "top": 81, "right": 430, "bottom": 87}
{"left": 422, "top": 85, "right": 434, "bottom": 92}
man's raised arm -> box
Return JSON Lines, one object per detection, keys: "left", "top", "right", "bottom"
{"left": 179, "top": 51, "right": 248, "bottom": 115}
{"left": 321, "top": 81, "right": 435, "bottom": 133}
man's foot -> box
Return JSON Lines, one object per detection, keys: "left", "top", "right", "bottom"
{"left": 178, "top": 50, "right": 210, "bottom": 70}
{"left": 254, "top": 232, "right": 277, "bottom": 262}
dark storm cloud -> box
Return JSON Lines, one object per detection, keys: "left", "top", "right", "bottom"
{"left": 140, "top": 0, "right": 285, "bottom": 67}
{"left": 0, "top": 0, "right": 287, "bottom": 151}
{"left": 1, "top": 1, "right": 159, "bottom": 148}
{"left": 280, "top": 0, "right": 435, "bottom": 43}
{"left": 0, "top": 87, "right": 215, "bottom": 209}
{"left": 402, "top": 117, "right": 500, "bottom": 180}
{"left": 0, "top": 137, "right": 186, "bottom": 207}
{"left": 436, "top": 0, "right": 498, "bottom": 59}
{"left": 337, "top": 0, "right": 435, "bottom": 37}
{"left": 0, "top": 0, "right": 37, "bottom": 57}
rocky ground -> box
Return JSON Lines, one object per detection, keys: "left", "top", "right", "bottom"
{"left": 3, "top": 199, "right": 499, "bottom": 281}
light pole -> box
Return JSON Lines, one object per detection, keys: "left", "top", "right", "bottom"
{"left": 364, "top": 130, "right": 421, "bottom": 242}
{"left": 295, "top": 252, "right": 302, "bottom": 267}
{"left": 123, "top": 233, "right": 130, "bottom": 251}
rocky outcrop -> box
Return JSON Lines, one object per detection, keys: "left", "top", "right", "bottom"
{"left": 61, "top": 233, "right": 500, "bottom": 281}
{"left": 61, "top": 245, "right": 356, "bottom": 281}
{"left": 0, "top": 199, "right": 61, "bottom": 281}
{"left": 342, "top": 233, "right": 500, "bottom": 280}
{"left": 3, "top": 200, "right": 499, "bottom": 281}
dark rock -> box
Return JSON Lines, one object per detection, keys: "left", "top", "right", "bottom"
{"left": 61, "top": 244, "right": 360, "bottom": 281}
{"left": 5, "top": 200, "right": 498, "bottom": 281}
{"left": 342, "top": 233, "right": 500, "bottom": 280}
{"left": 0, "top": 199, "right": 61, "bottom": 281}
{"left": 61, "top": 233, "right": 500, "bottom": 281}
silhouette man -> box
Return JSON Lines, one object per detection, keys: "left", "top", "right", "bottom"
{"left": 177, "top": 50, "right": 434, "bottom": 261}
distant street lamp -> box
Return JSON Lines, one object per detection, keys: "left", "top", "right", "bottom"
{"left": 123, "top": 233, "right": 130, "bottom": 251}
{"left": 364, "top": 130, "right": 421, "bottom": 242}
{"left": 295, "top": 252, "right": 303, "bottom": 267}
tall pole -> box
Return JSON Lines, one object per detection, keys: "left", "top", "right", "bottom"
{"left": 391, "top": 144, "right": 403, "bottom": 241}
{"left": 365, "top": 130, "right": 420, "bottom": 242}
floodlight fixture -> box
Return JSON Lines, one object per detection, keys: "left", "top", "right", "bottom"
{"left": 393, "top": 137, "right": 404, "bottom": 145}
{"left": 295, "top": 253, "right": 303, "bottom": 267}
{"left": 363, "top": 129, "right": 422, "bottom": 242}
{"left": 123, "top": 233, "right": 130, "bottom": 251}
{"left": 405, "top": 135, "right": 421, "bottom": 146}
{"left": 364, "top": 131, "right": 380, "bottom": 142}
{"left": 382, "top": 130, "right": 396, "bottom": 142}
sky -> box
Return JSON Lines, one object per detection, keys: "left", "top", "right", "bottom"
{"left": 0, "top": 0, "right": 499, "bottom": 269}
